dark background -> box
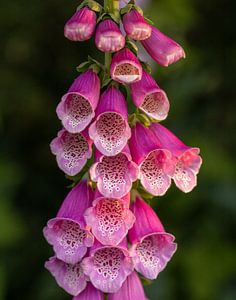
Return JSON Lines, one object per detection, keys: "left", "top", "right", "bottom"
{"left": 0, "top": 0, "right": 236, "bottom": 299}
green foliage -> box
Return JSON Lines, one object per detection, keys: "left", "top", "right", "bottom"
{"left": 0, "top": 0, "right": 235, "bottom": 300}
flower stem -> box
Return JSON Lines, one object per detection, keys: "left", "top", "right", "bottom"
{"left": 104, "top": 0, "right": 120, "bottom": 72}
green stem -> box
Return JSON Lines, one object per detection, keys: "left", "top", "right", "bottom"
{"left": 104, "top": 0, "right": 120, "bottom": 72}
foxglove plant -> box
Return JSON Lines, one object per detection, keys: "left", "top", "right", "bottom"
{"left": 44, "top": 0, "right": 202, "bottom": 299}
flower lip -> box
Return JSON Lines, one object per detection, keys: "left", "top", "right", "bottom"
{"left": 84, "top": 194, "right": 135, "bottom": 246}
{"left": 89, "top": 111, "right": 131, "bottom": 157}
{"left": 45, "top": 256, "right": 88, "bottom": 296}
{"left": 43, "top": 217, "right": 94, "bottom": 264}
{"left": 57, "top": 92, "right": 95, "bottom": 133}
{"left": 110, "top": 48, "right": 143, "bottom": 84}
{"left": 50, "top": 129, "right": 92, "bottom": 176}
{"left": 81, "top": 239, "right": 134, "bottom": 293}
{"left": 90, "top": 147, "right": 138, "bottom": 198}
{"left": 140, "top": 88, "right": 170, "bottom": 121}
{"left": 130, "top": 232, "right": 177, "bottom": 280}
{"left": 139, "top": 148, "right": 175, "bottom": 196}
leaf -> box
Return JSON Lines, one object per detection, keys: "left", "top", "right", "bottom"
{"left": 120, "top": 4, "right": 133, "bottom": 16}
{"left": 87, "top": 0, "right": 102, "bottom": 12}
{"left": 76, "top": 61, "right": 91, "bottom": 73}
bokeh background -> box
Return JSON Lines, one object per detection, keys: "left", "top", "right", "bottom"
{"left": 0, "top": 0, "right": 236, "bottom": 299}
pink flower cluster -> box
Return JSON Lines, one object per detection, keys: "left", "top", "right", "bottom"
{"left": 44, "top": 1, "right": 202, "bottom": 299}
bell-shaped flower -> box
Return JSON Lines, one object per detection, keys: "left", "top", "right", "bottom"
{"left": 95, "top": 19, "right": 125, "bottom": 53}
{"left": 150, "top": 123, "right": 202, "bottom": 193}
{"left": 50, "top": 128, "right": 92, "bottom": 176}
{"left": 45, "top": 256, "right": 88, "bottom": 296}
{"left": 141, "top": 26, "right": 186, "bottom": 66}
{"left": 108, "top": 271, "right": 147, "bottom": 300}
{"left": 43, "top": 181, "right": 94, "bottom": 264}
{"left": 130, "top": 69, "right": 170, "bottom": 121}
{"left": 110, "top": 48, "right": 142, "bottom": 84}
{"left": 128, "top": 197, "right": 177, "bottom": 280}
{"left": 90, "top": 146, "right": 139, "bottom": 198}
{"left": 123, "top": 9, "right": 151, "bottom": 41}
{"left": 89, "top": 86, "right": 131, "bottom": 156}
{"left": 56, "top": 69, "right": 100, "bottom": 133}
{"left": 64, "top": 7, "right": 97, "bottom": 42}
{"left": 82, "top": 239, "right": 134, "bottom": 293}
{"left": 73, "top": 282, "right": 104, "bottom": 300}
{"left": 84, "top": 190, "right": 135, "bottom": 246}
{"left": 129, "top": 123, "right": 175, "bottom": 196}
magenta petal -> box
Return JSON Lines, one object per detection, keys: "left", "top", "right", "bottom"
{"left": 73, "top": 283, "right": 104, "bottom": 300}
{"left": 130, "top": 123, "right": 175, "bottom": 196}
{"left": 45, "top": 256, "right": 88, "bottom": 296}
{"left": 150, "top": 123, "right": 202, "bottom": 193}
{"left": 56, "top": 70, "right": 100, "bottom": 133}
{"left": 129, "top": 122, "right": 159, "bottom": 166}
{"left": 141, "top": 26, "right": 186, "bottom": 66}
{"left": 89, "top": 86, "right": 131, "bottom": 156}
{"left": 128, "top": 197, "right": 177, "bottom": 279}
{"left": 50, "top": 129, "right": 92, "bottom": 176}
{"left": 64, "top": 7, "right": 97, "bottom": 42}
{"left": 90, "top": 147, "right": 139, "bottom": 198}
{"left": 108, "top": 272, "right": 147, "bottom": 300}
{"left": 130, "top": 233, "right": 177, "bottom": 280}
{"left": 110, "top": 48, "right": 142, "bottom": 84}
{"left": 84, "top": 195, "right": 135, "bottom": 246}
{"left": 43, "top": 181, "right": 94, "bottom": 263}
{"left": 128, "top": 197, "right": 165, "bottom": 243}
{"left": 123, "top": 9, "right": 151, "bottom": 41}
{"left": 130, "top": 69, "right": 170, "bottom": 121}
{"left": 95, "top": 19, "right": 125, "bottom": 53}
{"left": 82, "top": 241, "right": 134, "bottom": 293}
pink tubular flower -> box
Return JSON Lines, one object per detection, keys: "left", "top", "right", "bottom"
{"left": 130, "top": 69, "right": 170, "bottom": 121}
{"left": 150, "top": 123, "right": 202, "bottom": 193}
{"left": 129, "top": 123, "right": 175, "bottom": 196}
{"left": 110, "top": 48, "right": 143, "bottom": 84}
{"left": 56, "top": 69, "right": 100, "bottom": 133}
{"left": 129, "top": 197, "right": 177, "bottom": 280}
{"left": 89, "top": 86, "right": 131, "bottom": 156}
{"left": 108, "top": 271, "right": 147, "bottom": 300}
{"left": 82, "top": 239, "right": 134, "bottom": 293}
{"left": 141, "top": 26, "right": 186, "bottom": 67}
{"left": 90, "top": 146, "right": 139, "bottom": 198}
{"left": 84, "top": 191, "right": 135, "bottom": 246}
{"left": 64, "top": 7, "right": 97, "bottom": 42}
{"left": 43, "top": 181, "right": 94, "bottom": 264}
{"left": 73, "top": 283, "right": 104, "bottom": 300}
{"left": 50, "top": 128, "right": 92, "bottom": 176}
{"left": 95, "top": 19, "right": 125, "bottom": 53}
{"left": 45, "top": 256, "right": 88, "bottom": 296}
{"left": 123, "top": 9, "right": 151, "bottom": 41}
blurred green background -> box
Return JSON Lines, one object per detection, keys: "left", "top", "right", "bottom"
{"left": 0, "top": 0, "right": 236, "bottom": 299}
